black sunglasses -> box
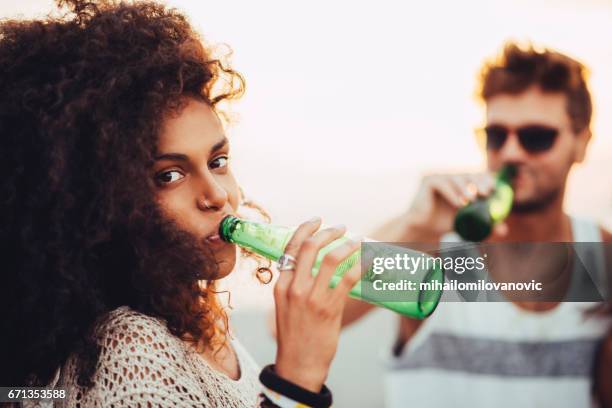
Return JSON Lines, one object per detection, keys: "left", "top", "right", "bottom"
{"left": 482, "top": 125, "right": 559, "bottom": 153}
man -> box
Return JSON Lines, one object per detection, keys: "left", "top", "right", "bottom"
{"left": 343, "top": 42, "right": 612, "bottom": 407}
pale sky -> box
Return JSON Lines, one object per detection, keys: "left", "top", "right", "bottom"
{"left": 3, "top": 0, "right": 612, "bottom": 236}
{"left": 3, "top": 0, "right": 612, "bottom": 310}
{"left": 172, "top": 0, "right": 612, "bottom": 233}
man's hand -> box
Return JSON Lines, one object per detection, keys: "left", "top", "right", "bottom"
{"left": 372, "top": 172, "right": 500, "bottom": 243}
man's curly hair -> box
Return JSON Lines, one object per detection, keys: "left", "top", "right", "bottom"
{"left": 0, "top": 0, "right": 245, "bottom": 387}
{"left": 478, "top": 42, "right": 592, "bottom": 134}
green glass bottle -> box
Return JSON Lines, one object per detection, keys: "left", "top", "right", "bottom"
{"left": 454, "top": 164, "right": 516, "bottom": 242}
{"left": 219, "top": 216, "right": 444, "bottom": 319}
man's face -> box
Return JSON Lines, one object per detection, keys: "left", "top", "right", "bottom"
{"left": 484, "top": 86, "right": 590, "bottom": 212}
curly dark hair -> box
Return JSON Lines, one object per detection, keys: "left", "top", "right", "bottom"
{"left": 0, "top": 0, "right": 246, "bottom": 388}
{"left": 478, "top": 42, "right": 592, "bottom": 134}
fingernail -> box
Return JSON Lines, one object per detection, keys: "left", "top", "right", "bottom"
{"left": 309, "top": 216, "right": 321, "bottom": 223}
{"left": 466, "top": 184, "right": 478, "bottom": 198}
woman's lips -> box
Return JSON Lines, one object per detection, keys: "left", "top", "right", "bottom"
{"left": 203, "top": 214, "right": 234, "bottom": 248}
{"left": 204, "top": 233, "right": 224, "bottom": 247}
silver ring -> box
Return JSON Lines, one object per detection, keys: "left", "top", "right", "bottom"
{"left": 277, "top": 253, "right": 297, "bottom": 271}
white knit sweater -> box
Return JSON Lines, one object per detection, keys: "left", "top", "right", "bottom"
{"left": 30, "top": 306, "right": 261, "bottom": 407}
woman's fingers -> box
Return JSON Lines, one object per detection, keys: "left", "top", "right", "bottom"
{"left": 330, "top": 261, "right": 363, "bottom": 307}
{"left": 289, "top": 225, "right": 347, "bottom": 291}
{"left": 282, "top": 217, "right": 322, "bottom": 259}
{"left": 274, "top": 217, "right": 321, "bottom": 300}
{"left": 310, "top": 238, "right": 361, "bottom": 300}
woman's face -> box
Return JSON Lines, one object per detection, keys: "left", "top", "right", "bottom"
{"left": 152, "top": 97, "right": 240, "bottom": 279}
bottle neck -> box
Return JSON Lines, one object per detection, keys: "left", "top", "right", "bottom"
{"left": 219, "top": 216, "right": 293, "bottom": 261}
{"left": 219, "top": 215, "right": 240, "bottom": 242}
{"left": 497, "top": 164, "right": 517, "bottom": 184}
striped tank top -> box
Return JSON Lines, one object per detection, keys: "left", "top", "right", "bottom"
{"left": 383, "top": 217, "right": 611, "bottom": 408}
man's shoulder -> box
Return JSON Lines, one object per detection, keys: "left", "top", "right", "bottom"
{"left": 570, "top": 215, "right": 611, "bottom": 242}
{"left": 600, "top": 226, "right": 612, "bottom": 243}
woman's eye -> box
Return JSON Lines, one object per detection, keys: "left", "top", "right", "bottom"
{"left": 210, "top": 155, "right": 229, "bottom": 170}
{"left": 155, "top": 170, "right": 184, "bottom": 184}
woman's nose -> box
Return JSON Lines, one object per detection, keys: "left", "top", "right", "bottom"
{"left": 196, "top": 176, "right": 228, "bottom": 212}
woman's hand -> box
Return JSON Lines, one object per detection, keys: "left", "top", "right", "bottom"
{"left": 273, "top": 217, "right": 362, "bottom": 393}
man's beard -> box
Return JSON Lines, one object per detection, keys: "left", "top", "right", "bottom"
{"left": 511, "top": 187, "right": 561, "bottom": 213}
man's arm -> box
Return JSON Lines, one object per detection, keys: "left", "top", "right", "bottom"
{"left": 340, "top": 214, "right": 440, "bottom": 329}
{"left": 601, "top": 227, "right": 612, "bottom": 243}
{"left": 595, "top": 227, "right": 612, "bottom": 407}
{"left": 392, "top": 317, "right": 424, "bottom": 356}
{"left": 341, "top": 298, "right": 376, "bottom": 327}
{"left": 341, "top": 173, "right": 494, "bottom": 331}
{"left": 340, "top": 214, "right": 430, "bottom": 328}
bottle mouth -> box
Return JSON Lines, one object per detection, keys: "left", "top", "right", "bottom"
{"left": 218, "top": 215, "right": 239, "bottom": 242}
{"left": 500, "top": 163, "right": 517, "bottom": 180}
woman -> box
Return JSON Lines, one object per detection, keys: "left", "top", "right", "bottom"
{"left": 0, "top": 0, "right": 361, "bottom": 406}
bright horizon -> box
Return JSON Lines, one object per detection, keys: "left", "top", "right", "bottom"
{"left": 4, "top": 0, "right": 612, "bottom": 312}
{"left": 4, "top": 0, "right": 612, "bottom": 235}
{"left": 174, "top": 0, "right": 612, "bottom": 233}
